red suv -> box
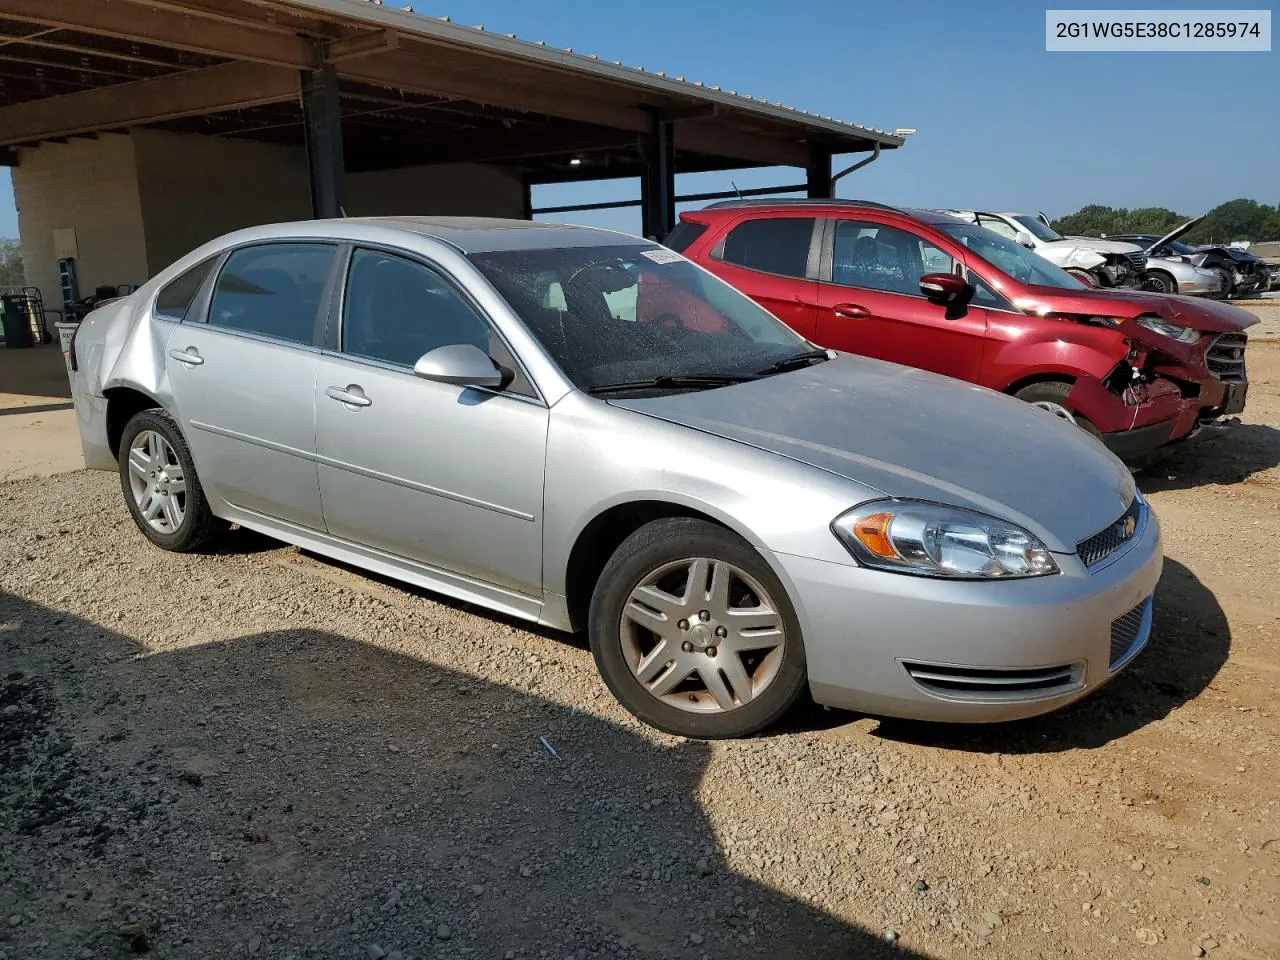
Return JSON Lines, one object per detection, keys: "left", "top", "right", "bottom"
{"left": 671, "top": 200, "right": 1255, "bottom": 460}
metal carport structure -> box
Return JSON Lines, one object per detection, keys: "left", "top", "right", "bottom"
{"left": 0, "top": 0, "right": 903, "bottom": 237}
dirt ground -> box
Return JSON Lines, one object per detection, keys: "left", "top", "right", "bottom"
{"left": 1, "top": 310, "right": 1278, "bottom": 960}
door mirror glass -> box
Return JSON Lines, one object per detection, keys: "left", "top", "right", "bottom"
{"left": 413, "top": 343, "right": 504, "bottom": 388}
{"left": 1015, "top": 231, "right": 1036, "bottom": 249}
{"left": 919, "top": 272, "right": 973, "bottom": 305}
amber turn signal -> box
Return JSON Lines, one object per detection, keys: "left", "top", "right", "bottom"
{"left": 852, "top": 511, "right": 897, "bottom": 559}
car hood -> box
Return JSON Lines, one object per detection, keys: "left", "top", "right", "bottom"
{"left": 609, "top": 355, "right": 1136, "bottom": 552}
{"left": 1016, "top": 285, "right": 1258, "bottom": 333}
{"left": 1151, "top": 217, "right": 1202, "bottom": 250}
{"left": 1043, "top": 237, "right": 1143, "bottom": 254}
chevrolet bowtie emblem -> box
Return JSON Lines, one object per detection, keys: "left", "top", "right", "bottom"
{"left": 1122, "top": 515, "right": 1137, "bottom": 538}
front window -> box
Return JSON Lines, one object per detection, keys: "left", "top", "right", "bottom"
{"left": 1012, "top": 215, "right": 1065, "bottom": 243}
{"left": 831, "top": 220, "right": 955, "bottom": 295}
{"left": 936, "top": 222, "right": 1087, "bottom": 291}
{"left": 469, "top": 245, "right": 813, "bottom": 394}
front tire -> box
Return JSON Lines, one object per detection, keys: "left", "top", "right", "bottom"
{"left": 1014, "top": 381, "right": 1101, "bottom": 438}
{"left": 1065, "top": 268, "right": 1097, "bottom": 287}
{"left": 1145, "top": 270, "right": 1176, "bottom": 295}
{"left": 118, "top": 408, "right": 221, "bottom": 552}
{"left": 588, "top": 518, "right": 807, "bottom": 739}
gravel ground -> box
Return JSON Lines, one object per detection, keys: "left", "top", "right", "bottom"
{"left": 2, "top": 346, "right": 1279, "bottom": 960}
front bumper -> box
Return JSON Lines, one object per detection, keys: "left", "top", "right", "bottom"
{"left": 775, "top": 507, "right": 1163, "bottom": 722}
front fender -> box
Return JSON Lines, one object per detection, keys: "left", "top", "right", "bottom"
{"left": 985, "top": 326, "right": 1129, "bottom": 391}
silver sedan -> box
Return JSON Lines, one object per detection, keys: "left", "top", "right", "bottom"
{"left": 67, "top": 218, "right": 1162, "bottom": 738}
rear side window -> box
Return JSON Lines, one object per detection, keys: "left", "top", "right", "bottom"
{"left": 716, "top": 217, "right": 815, "bottom": 278}
{"left": 663, "top": 220, "right": 708, "bottom": 253}
{"left": 207, "top": 243, "right": 336, "bottom": 345}
{"left": 154, "top": 258, "right": 216, "bottom": 321}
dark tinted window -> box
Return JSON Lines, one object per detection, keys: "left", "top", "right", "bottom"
{"left": 717, "top": 218, "right": 814, "bottom": 278}
{"left": 343, "top": 249, "right": 493, "bottom": 368}
{"left": 663, "top": 220, "right": 708, "bottom": 253}
{"left": 208, "top": 243, "right": 335, "bottom": 344}
{"left": 832, "top": 220, "right": 955, "bottom": 295}
{"left": 154, "top": 258, "right": 216, "bottom": 321}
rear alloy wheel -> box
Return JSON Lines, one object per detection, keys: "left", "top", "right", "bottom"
{"left": 118, "top": 408, "right": 222, "bottom": 552}
{"left": 1014, "top": 381, "right": 1101, "bottom": 437}
{"left": 589, "top": 518, "right": 807, "bottom": 739}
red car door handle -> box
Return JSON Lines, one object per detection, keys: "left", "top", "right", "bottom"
{"left": 832, "top": 303, "right": 870, "bottom": 319}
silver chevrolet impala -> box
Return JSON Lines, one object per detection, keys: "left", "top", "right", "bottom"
{"left": 67, "top": 218, "right": 1162, "bottom": 738}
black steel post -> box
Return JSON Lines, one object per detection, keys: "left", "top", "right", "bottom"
{"left": 301, "top": 62, "right": 346, "bottom": 219}
{"left": 806, "top": 144, "right": 833, "bottom": 199}
{"left": 639, "top": 118, "right": 675, "bottom": 240}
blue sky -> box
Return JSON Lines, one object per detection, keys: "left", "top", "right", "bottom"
{"left": 1, "top": 0, "right": 1276, "bottom": 238}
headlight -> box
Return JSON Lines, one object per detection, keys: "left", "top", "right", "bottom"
{"left": 1136, "top": 316, "right": 1199, "bottom": 343}
{"left": 831, "top": 501, "right": 1059, "bottom": 579}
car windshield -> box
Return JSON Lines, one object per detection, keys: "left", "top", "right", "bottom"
{"left": 469, "top": 244, "right": 815, "bottom": 393}
{"left": 1166, "top": 239, "right": 1195, "bottom": 255}
{"left": 936, "top": 222, "right": 1087, "bottom": 290}
{"left": 1012, "top": 215, "right": 1064, "bottom": 242}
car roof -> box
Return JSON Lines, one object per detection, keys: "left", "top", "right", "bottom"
{"left": 688, "top": 200, "right": 968, "bottom": 228}
{"left": 224, "top": 217, "right": 650, "bottom": 254}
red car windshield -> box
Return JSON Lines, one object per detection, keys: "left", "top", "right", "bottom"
{"left": 936, "top": 222, "right": 1086, "bottom": 291}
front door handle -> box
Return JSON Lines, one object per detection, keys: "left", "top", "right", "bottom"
{"left": 325, "top": 384, "right": 372, "bottom": 408}
{"left": 832, "top": 303, "right": 871, "bottom": 319}
{"left": 168, "top": 347, "right": 204, "bottom": 366}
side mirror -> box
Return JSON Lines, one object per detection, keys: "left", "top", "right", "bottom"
{"left": 1015, "top": 231, "right": 1036, "bottom": 249}
{"left": 919, "top": 272, "right": 973, "bottom": 305}
{"left": 413, "top": 343, "right": 504, "bottom": 388}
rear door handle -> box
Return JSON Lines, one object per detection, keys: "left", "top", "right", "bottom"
{"left": 832, "top": 303, "right": 871, "bottom": 319}
{"left": 168, "top": 347, "right": 204, "bottom": 366}
{"left": 325, "top": 384, "right": 372, "bottom": 408}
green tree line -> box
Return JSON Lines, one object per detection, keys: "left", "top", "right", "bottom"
{"left": 0, "top": 237, "right": 23, "bottom": 289}
{"left": 1051, "top": 199, "right": 1280, "bottom": 245}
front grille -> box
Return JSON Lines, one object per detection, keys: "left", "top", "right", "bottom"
{"left": 1124, "top": 250, "right": 1148, "bottom": 268}
{"left": 903, "top": 661, "right": 1083, "bottom": 701}
{"left": 1109, "top": 595, "right": 1153, "bottom": 670}
{"left": 1077, "top": 498, "right": 1143, "bottom": 568}
{"left": 1206, "top": 332, "right": 1247, "bottom": 382}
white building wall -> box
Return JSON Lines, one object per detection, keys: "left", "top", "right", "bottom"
{"left": 10, "top": 134, "right": 150, "bottom": 315}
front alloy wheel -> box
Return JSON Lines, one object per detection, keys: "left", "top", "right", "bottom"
{"left": 589, "top": 518, "right": 807, "bottom": 739}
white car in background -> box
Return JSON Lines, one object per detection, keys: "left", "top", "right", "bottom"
{"left": 939, "top": 209, "right": 1148, "bottom": 288}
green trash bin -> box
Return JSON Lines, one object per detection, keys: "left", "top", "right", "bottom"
{"left": 0, "top": 294, "right": 35, "bottom": 348}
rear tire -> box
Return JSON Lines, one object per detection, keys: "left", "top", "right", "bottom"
{"left": 1212, "top": 267, "right": 1234, "bottom": 300}
{"left": 588, "top": 518, "right": 807, "bottom": 739}
{"left": 1014, "top": 381, "right": 1101, "bottom": 438}
{"left": 118, "top": 408, "right": 222, "bottom": 552}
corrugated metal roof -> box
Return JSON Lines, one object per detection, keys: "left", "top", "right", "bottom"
{"left": 287, "top": 0, "right": 904, "bottom": 149}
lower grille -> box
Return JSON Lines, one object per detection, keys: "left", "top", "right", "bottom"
{"left": 1077, "top": 498, "right": 1143, "bottom": 568}
{"left": 1109, "top": 595, "right": 1153, "bottom": 670}
{"left": 1206, "top": 332, "right": 1247, "bottom": 382}
{"left": 903, "top": 661, "right": 1083, "bottom": 702}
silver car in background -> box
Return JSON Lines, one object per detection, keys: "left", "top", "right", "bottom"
{"left": 67, "top": 218, "right": 1162, "bottom": 738}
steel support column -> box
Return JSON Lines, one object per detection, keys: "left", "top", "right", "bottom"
{"left": 806, "top": 144, "right": 833, "bottom": 199}
{"left": 639, "top": 118, "right": 675, "bottom": 240}
{"left": 301, "top": 62, "right": 345, "bottom": 219}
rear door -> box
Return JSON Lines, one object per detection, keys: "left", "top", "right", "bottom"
{"left": 166, "top": 241, "right": 337, "bottom": 530}
{"left": 812, "top": 218, "right": 988, "bottom": 382}
{"left": 701, "top": 215, "right": 820, "bottom": 339}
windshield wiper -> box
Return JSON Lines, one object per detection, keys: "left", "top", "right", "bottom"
{"left": 755, "top": 348, "right": 831, "bottom": 376}
{"left": 585, "top": 373, "right": 756, "bottom": 395}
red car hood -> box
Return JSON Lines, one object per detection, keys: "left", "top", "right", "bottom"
{"left": 1018, "top": 286, "right": 1258, "bottom": 334}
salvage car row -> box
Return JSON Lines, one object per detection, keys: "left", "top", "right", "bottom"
{"left": 63, "top": 207, "right": 1252, "bottom": 740}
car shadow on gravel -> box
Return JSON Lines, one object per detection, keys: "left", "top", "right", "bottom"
{"left": 1141, "top": 424, "right": 1280, "bottom": 491}
{"left": 868, "top": 558, "right": 1229, "bottom": 755}
{"left": 0, "top": 591, "right": 923, "bottom": 960}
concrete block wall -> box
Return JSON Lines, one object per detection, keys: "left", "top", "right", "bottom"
{"left": 10, "top": 135, "right": 150, "bottom": 315}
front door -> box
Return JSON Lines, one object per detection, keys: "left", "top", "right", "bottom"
{"left": 165, "top": 241, "right": 337, "bottom": 530}
{"left": 314, "top": 247, "right": 547, "bottom": 597}
{"left": 813, "top": 218, "right": 988, "bottom": 383}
